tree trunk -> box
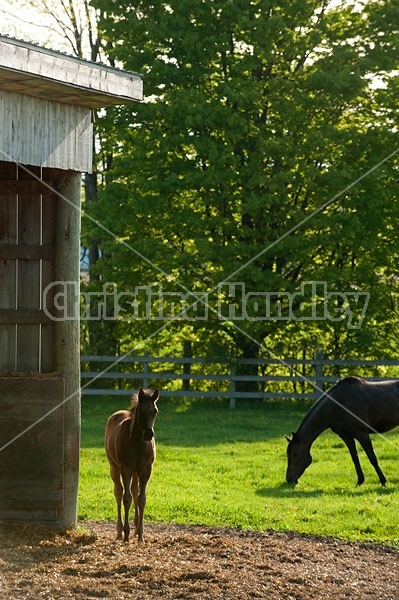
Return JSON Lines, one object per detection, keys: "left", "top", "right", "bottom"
{"left": 235, "top": 338, "right": 260, "bottom": 394}
{"left": 182, "top": 340, "right": 192, "bottom": 391}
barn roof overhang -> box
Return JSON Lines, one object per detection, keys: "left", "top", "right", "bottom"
{"left": 0, "top": 35, "right": 143, "bottom": 108}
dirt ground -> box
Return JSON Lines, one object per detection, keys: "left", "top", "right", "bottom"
{"left": 1, "top": 520, "right": 399, "bottom": 600}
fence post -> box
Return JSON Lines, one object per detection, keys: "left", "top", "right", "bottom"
{"left": 315, "top": 349, "right": 324, "bottom": 394}
{"left": 143, "top": 351, "right": 149, "bottom": 389}
{"left": 182, "top": 340, "right": 191, "bottom": 391}
{"left": 229, "top": 362, "right": 236, "bottom": 409}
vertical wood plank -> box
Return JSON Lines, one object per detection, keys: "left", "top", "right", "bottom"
{"left": 0, "top": 196, "right": 17, "bottom": 243}
{"left": 17, "top": 165, "right": 42, "bottom": 244}
{"left": 17, "top": 182, "right": 41, "bottom": 371}
{"left": 41, "top": 186, "right": 57, "bottom": 371}
{"left": 0, "top": 163, "right": 17, "bottom": 369}
{"left": 0, "top": 326, "right": 16, "bottom": 371}
{"left": 16, "top": 324, "right": 40, "bottom": 371}
{"left": 0, "top": 260, "right": 16, "bottom": 308}
{"left": 41, "top": 178, "right": 57, "bottom": 245}
{"left": 0, "top": 161, "right": 17, "bottom": 181}
{"left": 0, "top": 260, "right": 17, "bottom": 371}
{"left": 0, "top": 195, "right": 17, "bottom": 309}
{"left": 41, "top": 256, "right": 55, "bottom": 371}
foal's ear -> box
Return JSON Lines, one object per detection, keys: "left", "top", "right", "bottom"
{"left": 285, "top": 435, "right": 292, "bottom": 443}
{"left": 152, "top": 388, "right": 159, "bottom": 403}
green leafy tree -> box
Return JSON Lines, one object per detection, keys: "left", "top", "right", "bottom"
{"left": 88, "top": 0, "right": 399, "bottom": 380}
{"left": 1, "top": 0, "right": 122, "bottom": 355}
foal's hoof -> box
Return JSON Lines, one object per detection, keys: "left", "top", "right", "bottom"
{"left": 124, "top": 531, "right": 131, "bottom": 542}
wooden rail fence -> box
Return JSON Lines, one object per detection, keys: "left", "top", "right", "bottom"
{"left": 80, "top": 352, "right": 399, "bottom": 408}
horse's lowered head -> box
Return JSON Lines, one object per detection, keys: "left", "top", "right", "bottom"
{"left": 285, "top": 432, "right": 312, "bottom": 485}
{"left": 135, "top": 388, "right": 159, "bottom": 441}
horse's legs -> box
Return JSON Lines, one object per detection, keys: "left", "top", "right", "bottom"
{"left": 109, "top": 462, "right": 124, "bottom": 539}
{"left": 131, "top": 473, "right": 140, "bottom": 535}
{"left": 356, "top": 432, "right": 387, "bottom": 486}
{"left": 121, "top": 468, "right": 133, "bottom": 541}
{"left": 338, "top": 433, "right": 365, "bottom": 485}
{"left": 136, "top": 468, "right": 152, "bottom": 542}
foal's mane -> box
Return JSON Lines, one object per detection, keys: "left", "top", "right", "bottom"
{"left": 129, "top": 393, "right": 138, "bottom": 416}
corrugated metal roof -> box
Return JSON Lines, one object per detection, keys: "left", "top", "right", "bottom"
{"left": 0, "top": 35, "right": 143, "bottom": 107}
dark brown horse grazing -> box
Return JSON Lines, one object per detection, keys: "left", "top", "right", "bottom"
{"left": 286, "top": 376, "right": 399, "bottom": 486}
{"left": 105, "top": 388, "right": 159, "bottom": 542}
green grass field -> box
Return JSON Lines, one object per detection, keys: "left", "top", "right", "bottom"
{"left": 79, "top": 396, "right": 399, "bottom": 547}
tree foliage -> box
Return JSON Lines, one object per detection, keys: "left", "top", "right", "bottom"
{"left": 87, "top": 0, "right": 399, "bottom": 365}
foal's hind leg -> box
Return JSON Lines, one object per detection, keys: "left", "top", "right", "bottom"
{"left": 356, "top": 432, "right": 387, "bottom": 486}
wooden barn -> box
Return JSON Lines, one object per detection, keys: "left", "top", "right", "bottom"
{"left": 0, "top": 36, "right": 142, "bottom": 528}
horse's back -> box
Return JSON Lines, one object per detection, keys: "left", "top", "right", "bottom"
{"left": 329, "top": 377, "right": 399, "bottom": 432}
{"left": 106, "top": 409, "right": 130, "bottom": 427}
{"left": 336, "top": 377, "right": 399, "bottom": 401}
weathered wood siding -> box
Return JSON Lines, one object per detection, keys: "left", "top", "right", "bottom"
{"left": 0, "top": 161, "right": 59, "bottom": 371}
{"left": 0, "top": 375, "right": 65, "bottom": 524}
{"left": 0, "top": 162, "right": 81, "bottom": 527}
{"left": 0, "top": 91, "right": 92, "bottom": 172}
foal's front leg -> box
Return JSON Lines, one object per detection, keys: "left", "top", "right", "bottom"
{"left": 131, "top": 473, "right": 140, "bottom": 536}
{"left": 136, "top": 468, "right": 152, "bottom": 542}
{"left": 121, "top": 468, "right": 133, "bottom": 541}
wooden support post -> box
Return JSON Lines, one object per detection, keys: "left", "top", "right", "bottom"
{"left": 54, "top": 172, "right": 81, "bottom": 529}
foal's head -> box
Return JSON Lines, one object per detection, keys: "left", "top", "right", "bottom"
{"left": 135, "top": 388, "right": 159, "bottom": 441}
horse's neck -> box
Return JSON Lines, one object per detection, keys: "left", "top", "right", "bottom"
{"left": 130, "top": 413, "right": 142, "bottom": 439}
{"left": 297, "top": 399, "right": 330, "bottom": 447}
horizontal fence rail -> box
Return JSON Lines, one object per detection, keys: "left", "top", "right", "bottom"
{"left": 80, "top": 352, "right": 399, "bottom": 408}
